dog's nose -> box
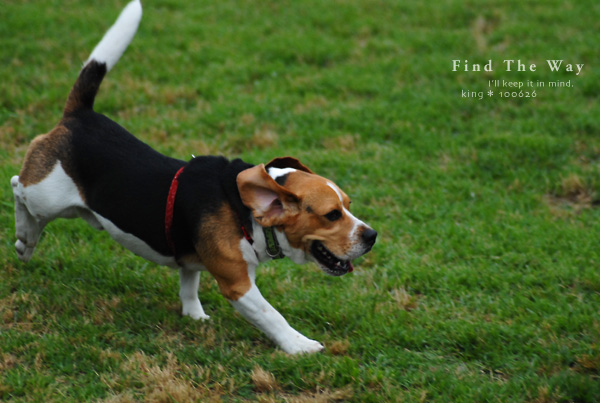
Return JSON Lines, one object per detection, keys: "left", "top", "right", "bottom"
{"left": 362, "top": 228, "right": 377, "bottom": 248}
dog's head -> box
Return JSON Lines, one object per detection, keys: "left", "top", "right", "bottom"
{"left": 237, "top": 157, "right": 377, "bottom": 275}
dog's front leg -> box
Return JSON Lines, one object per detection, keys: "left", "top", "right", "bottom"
{"left": 230, "top": 283, "right": 324, "bottom": 354}
{"left": 203, "top": 242, "right": 323, "bottom": 354}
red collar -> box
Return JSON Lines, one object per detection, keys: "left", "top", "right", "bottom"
{"left": 165, "top": 166, "right": 186, "bottom": 254}
{"left": 241, "top": 223, "right": 254, "bottom": 244}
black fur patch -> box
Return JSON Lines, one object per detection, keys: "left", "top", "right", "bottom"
{"left": 64, "top": 61, "right": 107, "bottom": 114}
{"left": 274, "top": 173, "right": 289, "bottom": 186}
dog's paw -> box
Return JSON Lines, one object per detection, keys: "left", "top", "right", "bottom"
{"left": 191, "top": 312, "right": 210, "bottom": 321}
{"left": 182, "top": 305, "right": 210, "bottom": 321}
{"left": 15, "top": 240, "right": 34, "bottom": 262}
{"left": 280, "top": 335, "right": 324, "bottom": 355}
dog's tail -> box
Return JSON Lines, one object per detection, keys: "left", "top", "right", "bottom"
{"left": 64, "top": 0, "right": 142, "bottom": 115}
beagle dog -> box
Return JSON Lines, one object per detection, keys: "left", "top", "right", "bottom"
{"left": 11, "top": 0, "right": 376, "bottom": 354}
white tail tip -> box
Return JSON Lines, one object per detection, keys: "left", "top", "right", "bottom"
{"left": 85, "top": 0, "right": 142, "bottom": 72}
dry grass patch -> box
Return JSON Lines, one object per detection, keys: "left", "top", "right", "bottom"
{"left": 293, "top": 96, "right": 329, "bottom": 115}
{"left": 574, "top": 353, "right": 600, "bottom": 374}
{"left": 251, "top": 365, "right": 355, "bottom": 402}
{"left": 389, "top": 287, "right": 419, "bottom": 312}
{"left": 545, "top": 173, "right": 599, "bottom": 215}
{"left": 328, "top": 340, "right": 351, "bottom": 356}
{"left": 0, "top": 292, "right": 41, "bottom": 331}
{"left": 373, "top": 287, "right": 419, "bottom": 315}
{"left": 102, "top": 351, "right": 221, "bottom": 403}
{"left": 252, "top": 125, "right": 279, "bottom": 149}
{"left": 471, "top": 13, "right": 506, "bottom": 53}
{"left": 256, "top": 386, "right": 354, "bottom": 403}
{"left": 0, "top": 354, "right": 19, "bottom": 371}
{"left": 286, "top": 385, "right": 354, "bottom": 403}
{"left": 559, "top": 173, "right": 594, "bottom": 204}
{"left": 251, "top": 366, "right": 279, "bottom": 393}
{"left": 322, "top": 134, "right": 358, "bottom": 153}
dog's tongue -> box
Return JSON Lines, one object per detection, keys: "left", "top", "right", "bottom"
{"left": 348, "top": 261, "right": 354, "bottom": 273}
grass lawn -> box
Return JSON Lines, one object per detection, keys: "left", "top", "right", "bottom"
{"left": 1, "top": 0, "right": 600, "bottom": 401}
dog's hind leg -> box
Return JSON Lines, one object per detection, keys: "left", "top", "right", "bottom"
{"left": 11, "top": 176, "right": 46, "bottom": 262}
{"left": 12, "top": 160, "right": 88, "bottom": 262}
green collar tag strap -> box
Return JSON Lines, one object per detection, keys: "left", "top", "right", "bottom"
{"left": 263, "top": 227, "right": 284, "bottom": 259}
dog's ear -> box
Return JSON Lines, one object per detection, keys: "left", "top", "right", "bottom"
{"left": 266, "top": 157, "right": 314, "bottom": 174}
{"left": 237, "top": 164, "right": 300, "bottom": 227}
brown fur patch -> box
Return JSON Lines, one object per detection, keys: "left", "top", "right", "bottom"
{"left": 18, "top": 124, "right": 80, "bottom": 190}
{"left": 195, "top": 205, "right": 251, "bottom": 301}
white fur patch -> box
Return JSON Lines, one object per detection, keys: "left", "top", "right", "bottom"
{"left": 326, "top": 182, "right": 368, "bottom": 259}
{"left": 85, "top": 0, "right": 142, "bottom": 71}
{"left": 179, "top": 268, "right": 210, "bottom": 320}
{"left": 20, "top": 162, "right": 86, "bottom": 220}
{"left": 92, "top": 212, "right": 177, "bottom": 267}
{"left": 240, "top": 235, "right": 260, "bottom": 271}
{"left": 268, "top": 167, "right": 297, "bottom": 181}
{"left": 273, "top": 225, "right": 309, "bottom": 264}
{"left": 327, "top": 182, "right": 343, "bottom": 202}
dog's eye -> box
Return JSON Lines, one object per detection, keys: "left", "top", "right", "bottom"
{"left": 324, "top": 209, "right": 342, "bottom": 222}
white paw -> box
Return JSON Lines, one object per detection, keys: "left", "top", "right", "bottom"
{"left": 15, "top": 240, "right": 33, "bottom": 262}
{"left": 182, "top": 304, "right": 210, "bottom": 321}
{"left": 189, "top": 312, "right": 210, "bottom": 321}
{"left": 280, "top": 335, "right": 324, "bottom": 355}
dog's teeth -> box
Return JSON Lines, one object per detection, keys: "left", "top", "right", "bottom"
{"left": 314, "top": 242, "right": 349, "bottom": 273}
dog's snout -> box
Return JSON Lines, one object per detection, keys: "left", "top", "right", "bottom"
{"left": 361, "top": 228, "right": 377, "bottom": 248}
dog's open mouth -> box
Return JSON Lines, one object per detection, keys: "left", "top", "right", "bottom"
{"left": 310, "top": 241, "right": 353, "bottom": 276}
